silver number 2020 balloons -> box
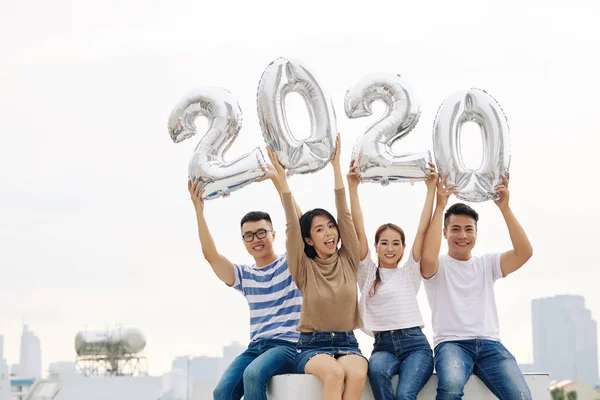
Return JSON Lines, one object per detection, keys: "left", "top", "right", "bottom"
{"left": 433, "top": 88, "right": 511, "bottom": 202}
{"left": 345, "top": 73, "right": 432, "bottom": 185}
{"left": 257, "top": 57, "right": 336, "bottom": 176}
{"left": 168, "top": 87, "right": 267, "bottom": 200}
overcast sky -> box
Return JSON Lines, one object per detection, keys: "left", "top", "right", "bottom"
{"left": 1, "top": 0, "right": 599, "bottom": 376}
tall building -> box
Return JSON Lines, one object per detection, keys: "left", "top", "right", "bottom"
{"left": 532, "top": 295, "right": 599, "bottom": 386}
{"left": 219, "top": 342, "right": 245, "bottom": 378}
{"left": 17, "top": 325, "right": 41, "bottom": 379}
{"left": 171, "top": 356, "right": 189, "bottom": 373}
{"left": 0, "top": 335, "right": 11, "bottom": 399}
{"left": 172, "top": 356, "right": 224, "bottom": 381}
{"left": 191, "top": 357, "right": 219, "bottom": 381}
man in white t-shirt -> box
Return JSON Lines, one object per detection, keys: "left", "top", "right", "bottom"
{"left": 421, "top": 175, "right": 533, "bottom": 400}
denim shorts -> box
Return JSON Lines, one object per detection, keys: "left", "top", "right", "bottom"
{"left": 295, "top": 331, "right": 366, "bottom": 373}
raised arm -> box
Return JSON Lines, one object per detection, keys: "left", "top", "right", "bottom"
{"left": 347, "top": 160, "right": 368, "bottom": 261}
{"left": 421, "top": 175, "right": 455, "bottom": 278}
{"left": 259, "top": 163, "right": 302, "bottom": 219}
{"left": 331, "top": 135, "right": 361, "bottom": 266}
{"left": 266, "top": 147, "right": 307, "bottom": 288}
{"left": 495, "top": 176, "right": 533, "bottom": 276}
{"left": 188, "top": 180, "right": 236, "bottom": 286}
{"left": 411, "top": 162, "right": 438, "bottom": 262}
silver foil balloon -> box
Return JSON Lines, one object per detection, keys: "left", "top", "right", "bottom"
{"left": 257, "top": 57, "right": 336, "bottom": 176}
{"left": 168, "top": 87, "right": 267, "bottom": 200}
{"left": 345, "top": 73, "right": 431, "bottom": 185}
{"left": 433, "top": 88, "right": 510, "bottom": 202}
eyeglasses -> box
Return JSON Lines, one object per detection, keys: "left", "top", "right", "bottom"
{"left": 242, "top": 229, "right": 272, "bottom": 242}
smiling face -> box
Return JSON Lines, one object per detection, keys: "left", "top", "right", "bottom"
{"left": 375, "top": 228, "right": 406, "bottom": 269}
{"left": 444, "top": 214, "right": 477, "bottom": 260}
{"left": 304, "top": 215, "right": 339, "bottom": 260}
{"left": 241, "top": 219, "right": 275, "bottom": 260}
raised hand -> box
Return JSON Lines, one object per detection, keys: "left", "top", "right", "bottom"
{"left": 256, "top": 163, "right": 277, "bottom": 183}
{"left": 436, "top": 174, "right": 456, "bottom": 209}
{"left": 188, "top": 180, "right": 205, "bottom": 212}
{"left": 266, "top": 146, "right": 286, "bottom": 181}
{"left": 346, "top": 159, "right": 361, "bottom": 190}
{"left": 425, "top": 162, "right": 439, "bottom": 191}
{"left": 494, "top": 175, "right": 510, "bottom": 211}
{"left": 330, "top": 133, "right": 341, "bottom": 168}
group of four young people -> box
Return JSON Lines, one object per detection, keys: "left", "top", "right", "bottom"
{"left": 189, "top": 134, "right": 534, "bottom": 400}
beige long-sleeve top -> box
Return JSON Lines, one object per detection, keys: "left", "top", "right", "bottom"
{"left": 282, "top": 188, "right": 363, "bottom": 332}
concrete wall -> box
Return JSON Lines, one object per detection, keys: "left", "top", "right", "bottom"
{"left": 267, "top": 373, "right": 550, "bottom": 399}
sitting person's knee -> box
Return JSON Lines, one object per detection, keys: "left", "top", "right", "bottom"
{"left": 346, "top": 365, "right": 367, "bottom": 382}
{"left": 242, "top": 364, "right": 264, "bottom": 385}
{"left": 437, "top": 374, "right": 467, "bottom": 394}
{"left": 212, "top": 383, "right": 229, "bottom": 400}
{"left": 324, "top": 364, "right": 345, "bottom": 384}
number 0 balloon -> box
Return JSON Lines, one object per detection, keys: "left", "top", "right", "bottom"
{"left": 433, "top": 88, "right": 511, "bottom": 202}
{"left": 257, "top": 57, "right": 336, "bottom": 176}
{"left": 168, "top": 87, "right": 267, "bottom": 200}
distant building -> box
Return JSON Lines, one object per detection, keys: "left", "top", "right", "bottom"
{"left": 27, "top": 375, "right": 162, "bottom": 400}
{"left": 1, "top": 335, "right": 11, "bottom": 400}
{"left": 219, "top": 341, "right": 245, "bottom": 377}
{"left": 171, "top": 356, "right": 188, "bottom": 372}
{"left": 191, "top": 356, "right": 220, "bottom": 381}
{"left": 17, "top": 325, "right": 41, "bottom": 379}
{"left": 532, "top": 295, "right": 599, "bottom": 386}
{"left": 10, "top": 378, "right": 35, "bottom": 400}
{"left": 48, "top": 361, "right": 78, "bottom": 378}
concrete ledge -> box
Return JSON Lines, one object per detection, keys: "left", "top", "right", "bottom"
{"left": 267, "top": 373, "right": 550, "bottom": 399}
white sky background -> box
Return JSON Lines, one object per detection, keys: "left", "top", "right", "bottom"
{"left": 1, "top": 0, "right": 599, "bottom": 376}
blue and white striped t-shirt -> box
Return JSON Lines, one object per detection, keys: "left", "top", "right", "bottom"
{"left": 232, "top": 254, "right": 302, "bottom": 342}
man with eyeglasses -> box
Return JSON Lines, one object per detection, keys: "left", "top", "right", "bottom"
{"left": 188, "top": 165, "right": 303, "bottom": 400}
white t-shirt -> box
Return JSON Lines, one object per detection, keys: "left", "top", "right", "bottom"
{"left": 357, "top": 249, "right": 425, "bottom": 336}
{"left": 423, "top": 253, "right": 504, "bottom": 347}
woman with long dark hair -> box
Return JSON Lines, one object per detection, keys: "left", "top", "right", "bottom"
{"left": 267, "top": 135, "right": 367, "bottom": 400}
{"left": 347, "top": 160, "right": 437, "bottom": 400}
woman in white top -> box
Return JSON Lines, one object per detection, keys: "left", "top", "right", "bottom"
{"left": 347, "top": 160, "right": 437, "bottom": 400}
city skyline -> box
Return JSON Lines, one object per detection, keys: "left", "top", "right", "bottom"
{"left": 2, "top": 294, "right": 599, "bottom": 381}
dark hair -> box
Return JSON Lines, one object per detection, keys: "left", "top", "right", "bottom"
{"left": 299, "top": 208, "right": 340, "bottom": 259}
{"left": 240, "top": 211, "right": 272, "bottom": 229}
{"left": 444, "top": 203, "right": 479, "bottom": 228}
{"left": 370, "top": 224, "right": 406, "bottom": 297}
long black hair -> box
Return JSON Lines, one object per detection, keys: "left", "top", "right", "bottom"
{"left": 299, "top": 208, "right": 340, "bottom": 259}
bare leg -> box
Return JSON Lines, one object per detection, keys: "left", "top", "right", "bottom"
{"left": 305, "top": 354, "right": 345, "bottom": 400}
{"left": 337, "top": 354, "right": 368, "bottom": 400}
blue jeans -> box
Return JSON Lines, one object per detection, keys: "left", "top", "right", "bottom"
{"left": 213, "top": 339, "right": 296, "bottom": 400}
{"left": 368, "top": 327, "right": 434, "bottom": 400}
{"left": 434, "top": 340, "right": 532, "bottom": 400}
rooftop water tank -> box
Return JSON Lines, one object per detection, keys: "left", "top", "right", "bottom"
{"left": 75, "top": 328, "right": 146, "bottom": 356}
